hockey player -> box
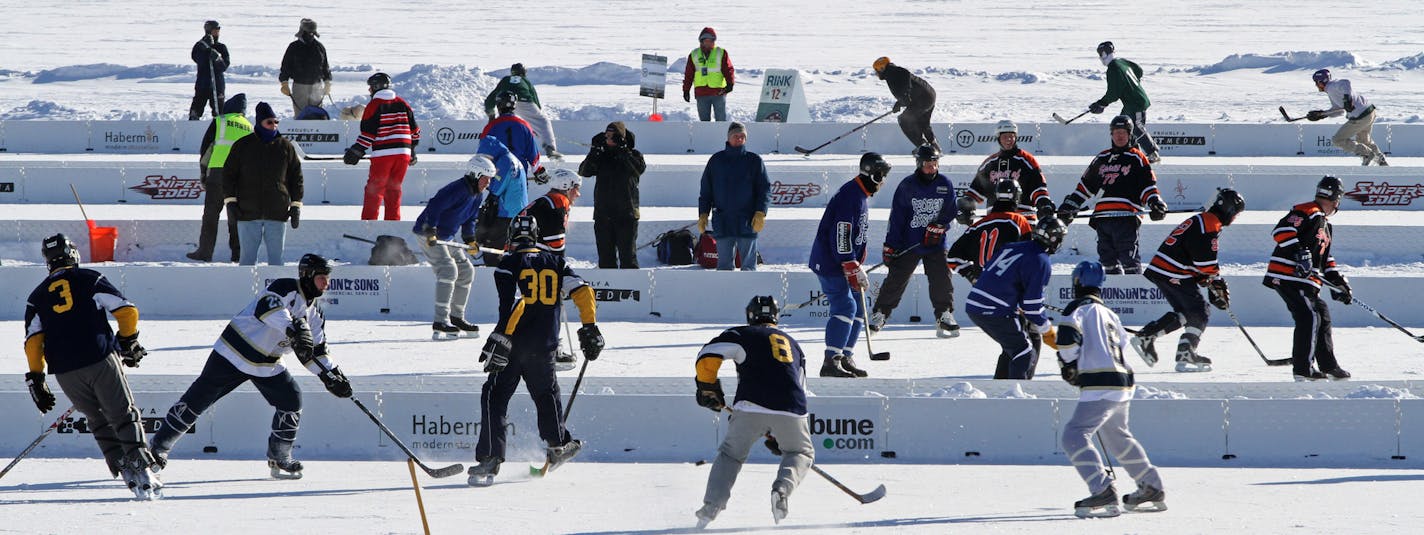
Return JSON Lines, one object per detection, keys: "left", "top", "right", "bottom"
{"left": 1264, "top": 176, "right": 1353, "bottom": 381}
{"left": 869, "top": 144, "right": 958, "bottom": 338}
{"left": 150, "top": 254, "right": 353, "bottom": 480}
{"left": 345, "top": 72, "right": 421, "bottom": 221}
{"left": 414, "top": 156, "right": 496, "bottom": 340}
{"left": 959, "top": 120, "right": 1054, "bottom": 225}
{"left": 1132, "top": 188, "right": 1247, "bottom": 372}
{"left": 967, "top": 217, "right": 1066, "bottom": 379}
{"left": 472, "top": 136, "right": 530, "bottom": 266}
{"left": 1088, "top": 41, "right": 1159, "bottom": 163}
{"left": 24, "top": 234, "right": 159, "bottom": 499}
{"left": 468, "top": 216, "right": 604, "bottom": 486}
{"left": 1056, "top": 260, "right": 1166, "bottom": 518}
{"left": 872, "top": 56, "right": 938, "bottom": 151}
{"left": 484, "top": 63, "right": 561, "bottom": 159}
{"left": 948, "top": 179, "right": 1038, "bottom": 356}
{"left": 808, "top": 153, "right": 892, "bottom": 378}
{"left": 693, "top": 296, "right": 814, "bottom": 528}
{"left": 482, "top": 91, "right": 543, "bottom": 175}
{"left": 1058, "top": 115, "right": 1168, "bottom": 275}
{"left": 522, "top": 167, "right": 583, "bottom": 369}
{"left": 1307, "top": 69, "right": 1387, "bottom": 166}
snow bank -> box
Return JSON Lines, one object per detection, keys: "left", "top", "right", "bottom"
{"left": 996, "top": 383, "right": 1037, "bottom": 399}
{"left": 1194, "top": 50, "right": 1359, "bottom": 75}
{"left": 33, "top": 63, "right": 129, "bottom": 83}
{"left": 1134, "top": 385, "right": 1189, "bottom": 400}
{"left": 1344, "top": 385, "right": 1419, "bottom": 399}
{"left": 928, "top": 382, "right": 987, "bottom": 398}
{"left": 391, "top": 64, "right": 499, "bottom": 120}
{"left": 489, "top": 61, "right": 640, "bottom": 86}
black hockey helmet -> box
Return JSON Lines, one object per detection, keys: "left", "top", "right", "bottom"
{"left": 1110, "top": 114, "right": 1134, "bottom": 132}
{"left": 495, "top": 91, "right": 517, "bottom": 114}
{"left": 367, "top": 72, "right": 391, "bottom": 93}
{"left": 41, "top": 233, "right": 80, "bottom": 272}
{"left": 858, "top": 152, "right": 891, "bottom": 195}
{"left": 746, "top": 295, "right": 779, "bottom": 325}
{"left": 204, "top": 20, "right": 221, "bottom": 32}
{"left": 1031, "top": 216, "right": 1068, "bottom": 254}
{"left": 1207, "top": 188, "right": 1246, "bottom": 226}
{"left": 298, "top": 253, "right": 333, "bottom": 299}
{"left": 913, "top": 143, "right": 940, "bottom": 164}
{"left": 510, "top": 63, "right": 526, "bottom": 77}
{"left": 994, "top": 178, "right": 1021, "bottom": 207}
{"left": 509, "top": 214, "right": 539, "bottom": 245}
{"left": 1315, "top": 175, "right": 1343, "bottom": 202}
{"left": 1096, "top": 41, "right": 1115, "bottom": 57}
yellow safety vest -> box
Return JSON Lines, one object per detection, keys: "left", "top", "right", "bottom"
{"left": 690, "top": 47, "right": 727, "bottom": 89}
{"left": 209, "top": 113, "right": 254, "bottom": 169}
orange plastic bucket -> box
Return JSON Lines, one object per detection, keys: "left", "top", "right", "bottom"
{"left": 86, "top": 220, "right": 117, "bottom": 262}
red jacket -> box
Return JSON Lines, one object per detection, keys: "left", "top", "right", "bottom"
{"left": 357, "top": 89, "right": 420, "bottom": 158}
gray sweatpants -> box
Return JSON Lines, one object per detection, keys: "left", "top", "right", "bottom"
{"left": 702, "top": 410, "right": 814, "bottom": 513}
{"left": 514, "top": 101, "right": 558, "bottom": 152}
{"left": 1333, "top": 108, "right": 1382, "bottom": 159}
{"left": 289, "top": 82, "right": 324, "bottom": 117}
{"left": 55, "top": 355, "right": 148, "bottom": 476}
{"left": 420, "top": 237, "right": 475, "bottom": 322}
{"left": 1061, "top": 399, "right": 1163, "bottom": 495}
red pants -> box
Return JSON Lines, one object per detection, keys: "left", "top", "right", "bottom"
{"left": 362, "top": 154, "right": 411, "bottom": 220}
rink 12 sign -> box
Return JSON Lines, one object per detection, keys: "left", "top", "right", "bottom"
{"left": 755, "top": 69, "right": 809, "bottom": 123}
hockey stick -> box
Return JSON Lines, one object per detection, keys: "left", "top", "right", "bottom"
{"left": 793, "top": 110, "right": 895, "bottom": 155}
{"left": 312, "top": 360, "right": 464, "bottom": 478}
{"left": 1320, "top": 280, "right": 1424, "bottom": 343}
{"left": 0, "top": 406, "right": 77, "bottom": 480}
{"left": 1095, "top": 432, "right": 1116, "bottom": 481}
{"left": 1053, "top": 110, "right": 1089, "bottom": 125}
{"left": 635, "top": 222, "right": 696, "bottom": 252}
{"left": 860, "top": 290, "right": 892, "bottom": 361}
{"left": 1225, "top": 307, "right": 1292, "bottom": 366}
{"left": 720, "top": 408, "right": 886, "bottom": 503}
{"left": 781, "top": 251, "right": 911, "bottom": 314}
{"left": 1045, "top": 304, "right": 1139, "bottom": 335}
{"left": 531, "top": 355, "right": 592, "bottom": 477}
{"left": 1279, "top": 106, "right": 1308, "bottom": 123}
{"left": 433, "top": 239, "right": 508, "bottom": 257}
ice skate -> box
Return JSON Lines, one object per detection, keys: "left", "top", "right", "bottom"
{"left": 819, "top": 356, "right": 856, "bottom": 378}
{"left": 432, "top": 321, "right": 461, "bottom": 341}
{"left": 1173, "top": 345, "right": 1212, "bottom": 373}
{"left": 466, "top": 458, "right": 500, "bottom": 487}
{"left": 838, "top": 355, "right": 869, "bottom": 378}
{"left": 543, "top": 145, "right": 564, "bottom": 161}
{"left": 268, "top": 457, "right": 304, "bottom": 480}
{"left": 1129, "top": 333, "right": 1159, "bottom": 367}
{"left": 449, "top": 316, "right": 481, "bottom": 338}
{"left": 1323, "top": 367, "right": 1351, "bottom": 381}
{"left": 1294, "top": 369, "right": 1327, "bottom": 382}
{"left": 771, "top": 489, "right": 789, "bottom": 524}
{"left": 867, "top": 310, "right": 887, "bottom": 333}
{"left": 119, "top": 454, "right": 162, "bottom": 500}
{"left": 1122, "top": 484, "right": 1167, "bottom": 512}
{"left": 554, "top": 350, "right": 578, "bottom": 372}
{"left": 936, "top": 311, "right": 960, "bottom": 338}
{"left": 1376, "top": 153, "right": 1390, "bottom": 166}
{"left": 544, "top": 439, "right": 583, "bottom": 473}
{"left": 1074, "top": 485, "right": 1121, "bottom": 518}
{"left": 694, "top": 504, "right": 720, "bottom": 529}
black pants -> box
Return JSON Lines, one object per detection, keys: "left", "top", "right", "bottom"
{"left": 971, "top": 314, "right": 1038, "bottom": 379}
{"left": 1274, "top": 281, "right": 1339, "bottom": 375}
{"left": 1089, "top": 216, "right": 1142, "bottom": 274}
{"left": 1129, "top": 111, "right": 1159, "bottom": 156}
{"left": 475, "top": 346, "right": 570, "bottom": 462}
{"left": 873, "top": 248, "right": 953, "bottom": 317}
{"left": 54, "top": 355, "right": 147, "bottom": 476}
{"left": 898, "top": 102, "right": 937, "bottom": 149}
{"left": 151, "top": 352, "right": 302, "bottom": 458}
{"left": 189, "top": 88, "right": 225, "bottom": 121}
{"left": 195, "top": 168, "right": 240, "bottom": 261}
{"left": 475, "top": 216, "right": 512, "bottom": 265}
{"left": 594, "top": 216, "right": 639, "bottom": 268}
{"left": 1142, "top": 273, "right": 1210, "bottom": 355}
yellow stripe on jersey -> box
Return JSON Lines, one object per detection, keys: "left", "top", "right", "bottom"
{"left": 25, "top": 333, "right": 47, "bottom": 373}
{"left": 504, "top": 300, "right": 527, "bottom": 336}
{"left": 111, "top": 305, "right": 139, "bottom": 337}
{"left": 695, "top": 354, "right": 724, "bottom": 384}
{"left": 570, "top": 285, "right": 597, "bottom": 324}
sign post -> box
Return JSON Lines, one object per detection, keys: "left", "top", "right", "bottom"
{"left": 640, "top": 54, "right": 668, "bottom": 121}
{"left": 755, "top": 68, "right": 809, "bottom": 123}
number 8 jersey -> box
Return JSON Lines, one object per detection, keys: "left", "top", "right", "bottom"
{"left": 25, "top": 268, "right": 137, "bottom": 374}
{"left": 696, "top": 324, "right": 808, "bottom": 417}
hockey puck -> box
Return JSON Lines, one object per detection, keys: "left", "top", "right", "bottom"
{"left": 1393, "top": 455, "right": 1407, "bottom": 460}
{"left": 964, "top": 451, "right": 981, "bottom": 457}
{"left": 695, "top": 460, "right": 707, "bottom": 466}
{"left": 649, "top": 312, "right": 662, "bottom": 317}
{"left": 880, "top": 451, "right": 897, "bottom": 459}
{"left": 909, "top": 315, "right": 922, "bottom": 322}
{"left": 203, "top": 446, "right": 219, "bottom": 453}
{"left": 1221, "top": 454, "right": 1236, "bottom": 460}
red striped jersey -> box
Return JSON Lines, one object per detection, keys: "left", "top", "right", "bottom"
{"left": 1146, "top": 212, "right": 1222, "bottom": 281}
{"left": 946, "top": 210, "right": 1032, "bottom": 273}
{"left": 1061, "top": 146, "right": 1162, "bottom": 218}
{"left": 968, "top": 148, "right": 1050, "bottom": 218}
{"left": 1264, "top": 201, "right": 1337, "bottom": 288}
{"left": 356, "top": 89, "right": 420, "bottom": 158}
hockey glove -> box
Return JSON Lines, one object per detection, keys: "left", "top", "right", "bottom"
{"left": 280, "top": 81, "right": 292, "bottom": 96}
{"left": 695, "top": 379, "right": 725, "bottom": 412}
{"left": 287, "top": 319, "right": 315, "bottom": 360}
{"left": 763, "top": 434, "right": 783, "bottom": 456}
{"left": 842, "top": 260, "right": 868, "bottom": 291}
{"left": 342, "top": 145, "right": 365, "bottom": 165}
{"left": 892, "top": 101, "right": 904, "bottom": 114}
{"left": 480, "top": 333, "right": 512, "bottom": 373}
{"left": 578, "top": 324, "right": 605, "bottom": 361}
{"left": 1058, "top": 357, "right": 1080, "bottom": 386}
{"left": 408, "top": 152, "right": 418, "bottom": 166}
{"left": 1036, "top": 198, "right": 1057, "bottom": 222}
{"left": 288, "top": 205, "right": 301, "bottom": 229}
{"left": 419, "top": 226, "right": 438, "bottom": 247}
{"left": 1326, "top": 273, "right": 1352, "bottom": 304}
{"left": 462, "top": 234, "right": 480, "bottom": 254}
{"left": 721, "top": 83, "right": 732, "bottom": 95}
{"left": 923, "top": 222, "right": 948, "bottom": 247}
{"left": 1207, "top": 279, "right": 1231, "bottom": 310}
{"left": 751, "top": 211, "right": 766, "bottom": 233}
{"left": 1306, "top": 110, "right": 1326, "bottom": 122}
{"left": 1042, "top": 327, "right": 1058, "bottom": 350}
{"left": 318, "top": 366, "right": 353, "bottom": 398}
{"left": 1343, "top": 96, "right": 1355, "bottom": 113}
{"left": 960, "top": 264, "right": 983, "bottom": 285}
{"left": 682, "top": 89, "right": 691, "bottom": 103}
{"left": 1088, "top": 102, "right": 1106, "bottom": 114}
{"left": 1292, "top": 247, "right": 1314, "bottom": 278}
{"left": 882, "top": 245, "right": 898, "bottom": 260}
{"left": 1148, "top": 198, "right": 1169, "bottom": 221}
{"left": 116, "top": 332, "right": 147, "bottom": 368}
{"left": 25, "top": 372, "right": 55, "bottom": 414}
{"left": 1057, "top": 200, "right": 1081, "bottom": 225}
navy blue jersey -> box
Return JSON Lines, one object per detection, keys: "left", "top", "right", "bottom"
{"left": 883, "top": 170, "right": 955, "bottom": 253}
{"left": 965, "top": 240, "right": 1052, "bottom": 327}
{"left": 24, "top": 268, "right": 133, "bottom": 374}
{"left": 494, "top": 245, "right": 593, "bottom": 355}
{"left": 809, "top": 177, "right": 871, "bottom": 275}
{"left": 696, "top": 324, "right": 808, "bottom": 416}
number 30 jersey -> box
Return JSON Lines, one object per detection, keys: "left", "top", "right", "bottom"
{"left": 24, "top": 267, "right": 136, "bottom": 374}
{"left": 493, "top": 245, "right": 597, "bottom": 355}
{"left": 696, "top": 324, "right": 808, "bottom": 417}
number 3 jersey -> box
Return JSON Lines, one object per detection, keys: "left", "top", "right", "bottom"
{"left": 695, "top": 324, "right": 808, "bottom": 417}
{"left": 493, "top": 245, "right": 597, "bottom": 355}
{"left": 25, "top": 267, "right": 137, "bottom": 374}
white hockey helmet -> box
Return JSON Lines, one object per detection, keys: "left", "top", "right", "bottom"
{"left": 995, "top": 120, "right": 1018, "bottom": 136}
{"left": 466, "top": 155, "right": 498, "bottom": 179}
{"left": 547, "top": 168, "right": 583, "bottom": 191}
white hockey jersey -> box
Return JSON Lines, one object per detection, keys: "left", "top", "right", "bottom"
{"left": 1055, "top": 295, "right": 1134, "bottom": 402}
{"left": 213, "top": 278, "right": 333, "bottom": 377}
{"left": 1323, "top": 79, "right": 1372, "bottom": 120}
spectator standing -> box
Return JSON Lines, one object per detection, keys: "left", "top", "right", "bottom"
{"left": 698, "top": 122, "right": 769, "bottom": 271}
{"left": 224, "top": 102, "right": 304, "bottom": 266}
{"left": 188, "top": 93, "right": 250, "bottom": 263}
{"left": 278, "top": 18, "right": 331, "bottom": 117}
{"left": 578, "top": 121, "right": 646, "bottom": 268}
{"left": 189, "top": 20, "right": 229, "bottom": 120}
{"left": 682, "top": 27, "right": 735, "bottom": 122}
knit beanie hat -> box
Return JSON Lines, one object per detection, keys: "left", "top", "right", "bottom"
{"left": 727, "top": 121, "right": 746, "bottom": 136}
{"left": 254, "top": 102, "right": 279, "bottom": 142}
{"left": 699, "top": 27, "right": 717, "bottom": 41}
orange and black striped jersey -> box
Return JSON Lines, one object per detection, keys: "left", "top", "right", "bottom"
{"left": 1146, "top": 212, "right": 1222, "bottom": 282}
{"left": 969, "top": 148, "right": 1050, "bottom": 218}
{"left": 946, "top": 211, "right": 1032, "bottom": 273}
{"left": 1061, "top": 146, "right": 1161, "bottom": 218}
{"left": 1264, "top": 201, "right": 1337, "bottom": 288}
{"left": 522, "top": 191, "right": 571, "bottom": 254}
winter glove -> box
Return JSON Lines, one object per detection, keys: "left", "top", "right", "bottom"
{"left": 751, "top": 211, "right": 766, "bottom": 233}
{"left": 1088, "top": 102, "right": 1106, "bottom": 114}
{"left": 318, "top": 366, "right": 353, "bottom": 398}
{"left": 682, "top": 89, "right": 691, "bottom": 103}
{"left": 1148, "top": 198, "right": 1169, "bottom": 221}
{"left": 695, "top": 379, "right": 725, "bottom": 412}
{"left": 960, "top": 264, "right": 983, "bottom": 285}
{"left": 882, "top": 245, "right": 898, "bottom": 260}
{"left": 1042, "top": 327, "right": 1058, "bottom": 350}
{"left": 842, "top": 260, "right": 868, "bottom": 291}
{"left": 209, "top": 49, "right": 223, "bottom": 62}
{"left": 1325, "top": 272, "right": 1352, "bottom": 304}
{"left": 462, "top": 234, "right": 480, "bottom": 253}
{"left": 224, "top": 199, "right": 240, "bottom": 222}
{"left": 287, "top": 319, "right": 315, "bottom": 360}
{"left": 480, "top": 333, "right": 512, "bottom": 373}
{"left": 922, "top": 222, "right": 948, "bottom": 247}
{"left": 343, "top": 145, "right": 365, "bottom": 165}
{"left": 1058, "top": 357, "right": 1080, "bottom": 386}
{"left": 1208, "top": 278, "right": 1231, "bottom": 310}
{"left": 1036, "top": 198, "right": 1057, "bottom": 222}
{"left": 697, "top": 212, "right": 709, "bottom": 235}
{"left": 721, "top": 83, "right": 732, "bottom": 95}
{"left": 25, "top": 372, "right": 55, "bottom": 413}
{"left": 578, "top": 324, "right": 605, "bottom": 361}
{"left": 288, "top": 205, "right": 301, "bottom": 229}
{"left": 1293, "top": 247, "right": 1314, "bottom": 278}
{"left": 892, "top": 101, "right": 904, "bottom": 114}
{"left": 280, "top": 81, "right": 292, "bottom": 96}
{"left": 764, "top": 434, "right": 783, "bottom": 455}
{"left": 1307, "top": 110, "right": 1326, "bottom": 122}
{"left": 408, "top": 152, "right": 418, "bottom": 166}
{"left": 116, "top": 332, "right": 147, "bottom": 368}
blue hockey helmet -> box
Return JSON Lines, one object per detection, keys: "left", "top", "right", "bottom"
{"left": 1072, "top": 260, "right": 1107, "bottom": 289}
{"left": 1312, "top": 68, "right": 1332, "bottom": 85}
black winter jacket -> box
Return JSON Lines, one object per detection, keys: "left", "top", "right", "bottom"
{"left": 279, "top": 37, "right": 331, "bottom": 85}
{"left": 578, "top": 123, "right": 647, "bottom": 220}
{"left": 223, "top": 134, "right": 304, "bottom": 222}
{"left": 879, "top": 63, "right": 936, "bottom": 110}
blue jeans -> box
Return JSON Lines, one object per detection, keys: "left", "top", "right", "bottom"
{"left": 237, "top": 220, "right": 286, "bottom": 266}
{"left": 696, "top": 94, "right": 727, "bottom": 122}
{"left": 715, "top": 234, "right": 758, "bottom": 271}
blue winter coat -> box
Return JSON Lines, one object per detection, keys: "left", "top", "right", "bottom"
{"left": 412, "top": 178, "right": 483, "bottom": 240}
{"left": 477, "top": 136, "right": 529, "bottom": 218}
{"left": 698, "top": 143, "right": 770, "bottom": 238}
{"left": 883, "top": 170, "right": 955, "bottom": 254}
{"left": 809, "top": 177, "right": 871, "bottom": 276}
